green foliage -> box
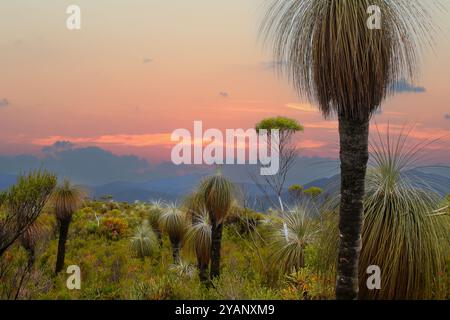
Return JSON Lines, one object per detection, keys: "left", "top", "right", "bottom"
{"left": 109, "top": 209, "right": 122, "bottom": 216}
{"left": 268, "top": 206, "right": 319, "bottom": 274}
{"left": 255, "top": 116, "right": 303, "bottom": 133}
{"left": 1, "top": 165, "right": 448, "bottom": 300}
{"left": 51, "top": 179, "right": 86, "bottom": 222}
{"left": 0, "top": 170, "right": 56, "bottom": 256}
{"left": 303, "top": 187, "right": 323, "bottom": 199}
{"left": 147, "top": 201, "right": 164, "bottom": 242}
{"left": 197, "top": 174, "right": 235, "bottom": 224}
{"left": 159, "top": 204, "right": 188, "bottom": 246}
{"left": 288, "top": 184, "right": 303, "bottom": 192}
{"left": 185, "top": 206, "right": 212, "bottom": 265}
{"left": 226, "top": 206, "right": 265, "bottom": 234}
{"left": 168, "top": 261, "right": 196, "bottom": 279}
{"left": 359, "top": 132, "right": 450, "bottom": 299}
{"left": 130, "top": 221, "right": 158, "bottom": 260}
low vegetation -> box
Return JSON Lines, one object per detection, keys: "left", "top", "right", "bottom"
{"left": 0, "top": 136, "right": 449, "bottom": 300}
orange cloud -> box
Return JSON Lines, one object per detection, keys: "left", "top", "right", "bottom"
{"left": 286, "top": 103, "right": 319, "bottom": 113}
{"left": 298, "top": 140, "right": 328, "bottom": 149}
{"left": 33, "top": 134, "right": 174, "bottom": 148}
{"left": 304, "top": 121, "right": 339, "bottom": 130}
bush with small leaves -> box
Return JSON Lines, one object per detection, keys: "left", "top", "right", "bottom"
{"left": 100, "top": 217, "right": 129, "bottom": 240}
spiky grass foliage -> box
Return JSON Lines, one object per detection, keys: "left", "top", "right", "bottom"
{"left": 130, "top": 221, "right": 158, "bottom": 260}
{"left": 313, "top": 209, "right": 339, "bottom": 273}
{"left": 169, "top": 261, "right": 196, "bottom": 279}
{"left": 269, "top": 205, "right": 320, "bottom": 274}
{"left": 148, "top": 200, "right": 164, "bottom": 227}
{"left": 19, "top": 219, "right": 50, "bottom": 266}
{"left": 313, "top": 130, "right": 450, "bottom": 299}
{"left": 52, "top": 180, "right": 86, "bottom": 222}
{"left": 159, "top": 204, "right": 188, "bottom": 263}
{"left": 183, "top": 192, "right": 206, "bottom": 223}
{"left": 261, "top": 0, "right": 437, "bottom": 120}
{"left": 358, "top": 130, "right": 450, "bottom": 299}
{"left": 148, "top": 200, "right": 165, "bottom": 245}
{"left": 185, "top": 206, "right": 212, "bottom": 266}
{"left": 198, "top": 174, "right": 235, "bottom": 225}
{"left": 159, "top": 204, "right": 188, "bottom": 244}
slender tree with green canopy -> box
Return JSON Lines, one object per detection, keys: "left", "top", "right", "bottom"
{"left": 52, "top": 180, "right": 86, "bottom": 274}
{"left": 254, "top": 116, "right": 303, "bottom": 240}
{"left": 198, "top": 172, "right": 234, "bottom": 279}
{"left": 0, "top": 170, "right": 56, "bottom": 257}
{"left": 255, "top": 117, "right": 303, "bottom": 211}
{"left": 261, "top": 0, "right": 436, "bottom": 299}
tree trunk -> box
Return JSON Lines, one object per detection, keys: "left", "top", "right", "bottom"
{"left": 209, "top": 219, "right": 223, "bottom": 279}
{"left": 156, "top": 230, "right": 163, "bottom": 247}
{"left": 335, "top": 115, "right": 369, "bottom": 300}
{"left": 55, "top": 218, "right": 71, "bottom": 274}
{"left": 171, "top": 241, "right": 181, "bottom": 264}
{"left": 198, "top": 261, "right": 209, "bottom": 284}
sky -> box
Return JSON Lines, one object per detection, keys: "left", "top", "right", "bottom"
{"left": 1, "top": 0, "right": 449, "bottom": 166}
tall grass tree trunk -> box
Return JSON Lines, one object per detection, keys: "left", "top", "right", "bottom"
{"left": 209, "top": 215, "right": 223, "bottom": 280}
{"left": 335, "top": 115, "right": 370, "bottom": 299}
{"left": 171, "top": 240, "right": 181, "bottom": 264}
{"left": 198, "top": 262, "right": 209, "bottom": 284}
{"left": 261, "top": 0, "right": 436, "bottom": 302}
{"left": 55, "top": 218, "right": 71, "bottom": 274}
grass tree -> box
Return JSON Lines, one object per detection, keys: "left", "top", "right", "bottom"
{"left": 185, "top": 204, "right": 212, "bottom": 283}
{"left": 52, "top": 180, "right": 86, "bottom": 274}
{"left": 198, "top": 172, "right": 234, "bottom": 279}
{"left": 358, "top": 130, "right": 450, "bottom": 299}
{"left": 130, "top": 221, "right": 158, "bottom": 260}
{"left": 148, "top": 200, "right": 165, "bottom": 247}
{"left": 0, "top": 170, "right": 56, "bottom": 258}
{"left": 269, "top": 205, "right": 319, "bottom": 273}
{"left": 19, "top": 220, "right": 49, "bottom": 267}
{"left": 159, "top": 204, "right": 188, "bottom": 263}
{"left": 262, "top": 0, "right": 436, "bottom": 299}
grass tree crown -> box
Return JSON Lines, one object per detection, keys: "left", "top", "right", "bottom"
{"left": 198, "top": 174, "right": 235, "bottom": 224}
{"left": 261, "top": 0, "right": 436, "bottom": 120}
{"left": 51, "top": 179, "right": 86, "bottom": 221}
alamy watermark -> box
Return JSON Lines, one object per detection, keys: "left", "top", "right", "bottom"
{"left": 66, "top": 265, "right": 81, "bottom": 290}
{"left": 171, "top": 121, "right": 280, "bottom": 176}
{"left": 65, "top": 4, "right": 382, "bottom": 31}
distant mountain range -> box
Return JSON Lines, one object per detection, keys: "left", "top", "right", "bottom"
{"left": 1, "top": 168, "right": 448, "bottom": 209}
{"left": 1, "top": 144, "right": 448, "bottom": 208}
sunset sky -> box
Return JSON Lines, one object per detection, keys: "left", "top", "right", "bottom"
{"left": 1, "top": 0, "right": 449, "bottom": 164}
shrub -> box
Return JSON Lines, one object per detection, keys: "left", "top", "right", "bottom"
{"left": 100, "top": 217, "right": 128, "bottom": 240}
